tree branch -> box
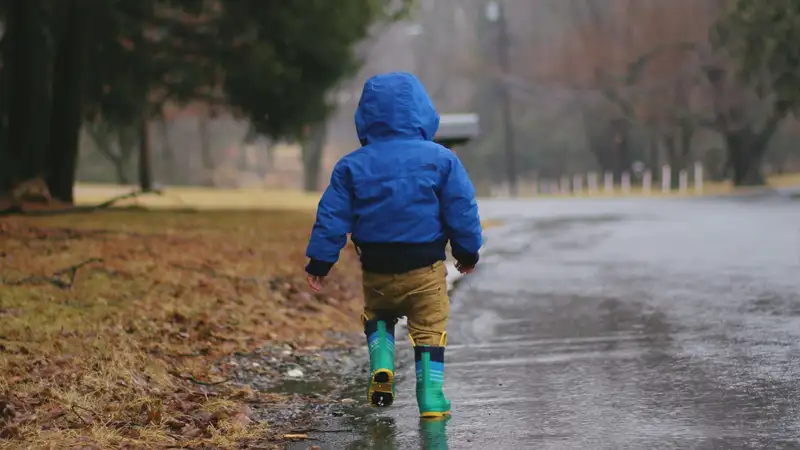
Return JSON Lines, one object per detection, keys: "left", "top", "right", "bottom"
{"left": 2, "top": 258, "right": 104, "bottom": 289}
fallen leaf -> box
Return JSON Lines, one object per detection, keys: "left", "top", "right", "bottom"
{"left": 230, "top": 386, "right": 256, "bottom": 401}
{"left": 0, "top": 398, "right": 16, "bottom": 421}
{"left": 180, "top": 401, "right": 202, "bottom": 414}
{"left": 237, "top": 404, "right": 253, "bottom": 418}
{"left": 146, "top": 405, "right": 162, "bottom": 424}
{"left": 181, "top": 423, "right": 203, "bottom": 438}
{"left": 231, "top": 413, "right": 252, "bottom": 428}
{"left": 165, "top": 418, "right": 186, "bottom": 430}
{"left": 211, "top": 409, "right": 229, "bottom": 423}
{"left": 42, "top": 407, "right": 66, "bottom": 421}
{"left": 0, "top": 425, "right": 19, "bottom": 439}
{"left": 192, "top": 410, "right": 213, "bottom": 426}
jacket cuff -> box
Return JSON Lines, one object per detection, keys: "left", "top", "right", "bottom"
{"left": 306, "top": 259, "right": 334, "bottom": 277}
{"left": 452, "top": 251, "right": 479, "bottom": 267}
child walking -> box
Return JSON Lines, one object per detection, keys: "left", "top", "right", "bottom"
{"left": 304, "top": 72, "right": 483, "bottom": 418}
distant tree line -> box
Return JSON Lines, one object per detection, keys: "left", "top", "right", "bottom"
{"left": 458, "top": 0, "right": 800, "bottom": 188}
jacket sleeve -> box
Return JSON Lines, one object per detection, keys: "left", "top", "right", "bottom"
{"left": 439, "top": 152, "right": 483, "bottom": 266}
{"left": 305, "top": 161, "right": 353, "bottom": 276}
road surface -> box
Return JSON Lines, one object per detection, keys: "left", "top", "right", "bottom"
{"left": 295, "top": 193, "right": 800, "bottom": 449}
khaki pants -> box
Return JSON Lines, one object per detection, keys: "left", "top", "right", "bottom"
{"left": 362, "top": 261, "right": 449, "bottom": 347}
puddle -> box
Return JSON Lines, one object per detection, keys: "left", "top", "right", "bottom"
{"left": 266, "top": 379, "right": 337, "bottom": 395}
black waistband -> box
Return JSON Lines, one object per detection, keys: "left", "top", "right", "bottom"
{"left": 354, "top": 240, "right": 447, "bottom": 274}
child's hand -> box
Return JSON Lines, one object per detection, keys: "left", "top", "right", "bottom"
{"left": 455, "top": 262, "right": 475, "bottom": 274}
{"left": 307, "top": 274, "right": 325, "bottom": 292}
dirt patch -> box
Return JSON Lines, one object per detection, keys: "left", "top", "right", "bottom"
{"left": 0, "top": 209, "right": 364, "bottom": 449}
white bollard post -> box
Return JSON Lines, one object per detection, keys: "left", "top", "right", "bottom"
{"left": 694, "top": 162, "right": 704, "bottom": 194}
{"left": 679, "top": 170, "right": 688, "bottom": 194}
{"left": 549, "top": 181, "right": 559, "bottom": 195}
{"left": 661, "top": 165, "right": 671, "bottom": 193}
{"left": 572, "top": 174, "right": 583, "bottom": 194}
{"left": 560, "top": 176, "right": 571, "bottom": 195}
{"left": 587, "top": 172, "right": 598, "bottom": 194}
{"left": 621, "top": 172, "right": 631, "bottom": 194}
{"left": 642, "top": 170, "right": 652, "bottom": 194}
{"left": 604, "top": 172, "right": 614, "bottom": 193}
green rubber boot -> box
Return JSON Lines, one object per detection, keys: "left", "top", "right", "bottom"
{"left": 413, "top": 333, "right": 451, "bottom": 418}
{"left": 364, "top": 315, "right": 396, "bottom": 407}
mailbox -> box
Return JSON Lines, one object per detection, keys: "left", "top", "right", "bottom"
{"left": 434, "top": 113, "right": 479, "bottom": 149}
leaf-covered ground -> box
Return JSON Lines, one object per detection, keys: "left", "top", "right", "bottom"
{"left": 0, "top": 209, "right": 364, "bottom": 449}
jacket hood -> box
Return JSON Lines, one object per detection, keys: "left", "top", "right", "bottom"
{"left": 355, "top": 72, "right": 440, "bottom": 145}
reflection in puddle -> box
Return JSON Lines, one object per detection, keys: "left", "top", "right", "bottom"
{"left": 345, "top": 416, "right": 399, "bottom": 450}
{"left": 345, "top": 415, "right": 451, "bottom": 450}
{"left": 419, "top": 416, "right": 450, "bottom": 450}
{"left": 266, "top": 379, "right": 334, "bottom": 395}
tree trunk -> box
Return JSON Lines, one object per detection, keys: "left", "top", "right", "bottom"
{"left": 6, "top": 0, "right": 50, "bottom": 184}
{"left": 584, "top": 111, "right": 633, "bottom": 178}
{"left": 301, "top": 122, "right": 327, "bottom": 192}
{"left": 265, "top": 144, "right": 275, "bottom": 174}
{"left": 661, "top": 123, "right": 695, "bottom": 189}
{"left": 138, "top": 117, "right": 153, "bottom": 192}
{"left": 0, "top": 35, "right": 10, "bottom": 194}
{"left": 703, "top": 65, "right": 786, "bottom": 188}
{"left": 46, "top": 0, "right": 91, "bottom": 203}
{"left": 610, "top": 118, "right": 632, "bottom": 177}
{"left": 116, "top": 126, "right": 136, "bottom": 185}
{"left": 198, "top": 113, "right": 214, "bottom": 170}
{"left": 726, "top": 129, "right": 767, "bottom": 186}
{"left": 647, "top": 131, "right": 660, "bottom": 169}
{"left": 88, "top": 123, "right": 130, "bottom": 185}
{"left": 114, "top": 161, "right": 129, "bottom": 185}
{"left": 156, "top": 117, "right": 178, "bottom": 183}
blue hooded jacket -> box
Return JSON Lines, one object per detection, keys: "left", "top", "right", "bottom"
{"left": 305, "top": 72, "right": 482, "bottom": 276}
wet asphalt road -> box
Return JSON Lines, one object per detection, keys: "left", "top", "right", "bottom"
{"left": 297, "top": 193, "right": 800, "bottom": 449}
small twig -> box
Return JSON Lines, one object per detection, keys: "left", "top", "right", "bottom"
{"left": 70, "top": 404, "right": 95, "bottom": 427}
{"left": 290, "top": 428, "right": 354, "bottom": 434}
{"left": 188, "top": 377, "right": 230, "bottom": 386}
{"left": 0, "top": 189, "right": 165, "bottom": 217}
{"left": 2, "top": 258, "right": 104, "bottom": 290}
{"left": 54, "top": 257, "right": 104, "bottom": 288}
{"left": 209, "top": 332, "right": 241, "bottom": 343}
{"left": 169, "top": 371, "right": 230, "bottom": 386}
{"left": 173, "top": 352, "right": 205, "bottom": 358}
{"left": 94, "top": 188, "right": 164, "bottom": 209}
{"left": 2, "top": 275, "right": 69, "bottom": 289}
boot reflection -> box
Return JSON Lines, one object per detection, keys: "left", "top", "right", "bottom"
{"left": 365, "top": 416, "right": 398, "bottom": 450}
{"left": 419, "top": 415, "right": 450, "bottom": 450}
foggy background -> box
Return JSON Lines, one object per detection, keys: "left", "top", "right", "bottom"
{"left": 75, "top": 0, "right": 800, "bottom": 195}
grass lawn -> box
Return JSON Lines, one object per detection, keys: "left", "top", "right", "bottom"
{"left": 73, "top": 172, "right": 800, "bottom": 210}
{"left": 0, "top": 208, "right": 364, "bottom": 448}
{"left": 73, "top": 185, "right": 323, "bottom": 211}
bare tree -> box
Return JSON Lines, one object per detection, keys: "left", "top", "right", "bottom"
{"left": 87, "top": 122, "right": 136, "bottom": 185}
{"left": 534, "top": 0, "right": 718, "bottom": 178}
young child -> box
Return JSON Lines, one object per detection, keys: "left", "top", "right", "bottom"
{"left": 304, "top": 71, "right": 482, "bottom": 418}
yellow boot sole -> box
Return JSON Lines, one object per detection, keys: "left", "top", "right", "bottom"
{"left": 420, "top": 410, "right": 451, "bottom": 419}
{"left": 367, "top": 368, "right": 395, "bottom": 407}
